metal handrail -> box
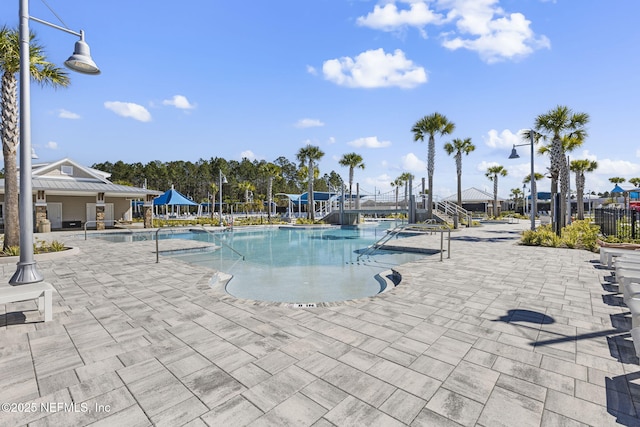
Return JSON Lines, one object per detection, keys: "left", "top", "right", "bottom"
{"left": 83, "top": 219, "right": 117, "bottom": 239}
{"left": 358, "top": 223, "right": 451, "bottom": 262}
{"left": 155, "top": 226, "right": 245, "bottom": 263}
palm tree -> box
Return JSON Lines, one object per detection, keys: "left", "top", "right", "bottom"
{"left": 523, "top": 172, "right": 545, "bottom": 215}
{"left": 296, "top": 144, "right": 325, "bottom": 220}
{"left": 399, "top": 172, "right": 414, "bottom": 208}
{"left": 0, "top": 27, "right": 70, "bottom": 249}
{"left": 391, "top": 177, "right": 404, "bottom": 213}
{"left": 338, "top": 152, "right": 365, "bottom": 210}
{"left": 208, "top": 182, "right": 218, "bottom": 219}
{"left": 237, "top": 181, "right": 256, "bottom": 214}
{"left": 412, "top": 112, "right": 455, "bottom": 218}
{"left": 630, "top": 177, "right": 640, "bottom": 189}
{"left": 609, "top": 177, "right": 627, "bottom": 208}
{"left": 485, "top": 165, "right": 508, "bottom": 218}
{"left": 510, "top": 188, "right": 523, "bottom": 212}
{"left": 534, "top": 106, "right": 589, "bottom": 228}
{"left": 570, "top": 160, "right": 597, "bottom": 220}
{"left": 444, "top": 137, "right": 475, "bottom": 207}
{"left": 260, "top": 162, "right": 281, "bottom": 222}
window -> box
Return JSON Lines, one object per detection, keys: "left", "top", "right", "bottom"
{"left": 61, "top": 165, "right": 73, "bottom": 175}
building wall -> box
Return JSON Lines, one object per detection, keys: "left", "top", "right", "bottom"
{"left": 44, "top": 195, "right": 93, "bottom": 221}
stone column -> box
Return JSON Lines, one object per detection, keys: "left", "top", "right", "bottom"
{"left": 143, "top": 194, "right": 155, "bottom": 228}
{"left": 96, "top": 205, "right": 105, "bottom": 230}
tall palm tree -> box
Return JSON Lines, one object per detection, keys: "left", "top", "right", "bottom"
{"left": 485, "top": 165, "right": 508, "bottom": 218}
{"left": 391, "top": 177, "right": 404, "bottom": 213}
{"left": 629, "top": 177, "right": 640, "bottom": 189}
{"left": 534, "top": 106, "right": 589, "bottom": 228}
{"left": 398, "top": 172, "right": 414, "bottom": 208}
{"left": 261, "top": 162, "right": 281, "bottom": 222}
{"left": 0, "top": 27, "right": 70, "bottom": 249}
{"left": 570, "top": 159, "right": 597, "bottom": 220}
{"left": 444, "top": 137, "right": 475, "bottom": 207}
{"left": 296, "top": 144, "right": 324, "bottom": 220}
{"left": 523, "top": 172, "right": 545, "bottom": 215}
{"left": 412, "top": 112, "right": 455, "bottom": 218}
{"left": 338, "top": 152, "right": 365, "bottom": 210}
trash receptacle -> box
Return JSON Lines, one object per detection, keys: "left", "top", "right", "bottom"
{"left": 37, "top": 219, "right": 51, "bottom": 233}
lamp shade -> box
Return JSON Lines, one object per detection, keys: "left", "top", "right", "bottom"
{"left": 64, "top": 39, "right": 100, "bottom": 74}
{"left": 508, "top": 146, "right": 520, "bottom": 159}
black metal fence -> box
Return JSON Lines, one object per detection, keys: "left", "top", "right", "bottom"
{"left": 594, "top": 208, "right": 640, "bottom": 240}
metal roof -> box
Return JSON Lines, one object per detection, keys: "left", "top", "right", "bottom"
{"left": 442, "top": 187, "right": 505, "bottom": 202}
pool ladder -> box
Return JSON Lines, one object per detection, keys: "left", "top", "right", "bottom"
{"left": 155, "top": 226, "right": 245, "bottom": 263}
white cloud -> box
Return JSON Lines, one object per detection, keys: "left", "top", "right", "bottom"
{"left": 323, "top": 48, "right": 427, "bottom": 89}
{"left": 104, "top": 101, "right": 152, "bottom": 122}
{"left": 45, "top": 141, "right": 58, "bottom": 150}
{"left": 401, "top": 152, "right": 426, "bottom": 171}
{"left": 295, "top": 118, "right": 325, "bottom": 128}
{"left": 327, "top": 136, "right": 336, "bottom": 144}
{"left": 575, "top": 150, "right": 640, "bottom": 177}
{"left": 348, "top": 136, "right": 391, "bottom": 148}
{"left": 439, "top": 0, "right": 550, "bottom": 63}
{"left": 636, "top": 149, "right": 640, "bottom": 158}
{"left": 306, "top": 65, "right": 318, "bottom": 75}
{"left": 162, "top": 95, "right": 195, "bottom": 110}
{"left": 484, "top": 129, "right": 522, "bottom": 149}
{"left": 356, "top": 0, "right": 444, "bottom": 38}
{"left": 476, "top": 160, "right": 500, "bottom": 172}
{"left": 240, "top": 150, "right": 256, "bottom": 161}
{"left": 58, "top": 109, "right": 80, "bottom": 119}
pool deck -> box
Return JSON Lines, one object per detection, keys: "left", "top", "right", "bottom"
{"left": 1, "top": 221, "right": 639, "bottom": 426}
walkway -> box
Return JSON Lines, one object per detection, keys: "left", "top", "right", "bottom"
{"left": 0, "top": 222, "right": 638, "bottom": 426}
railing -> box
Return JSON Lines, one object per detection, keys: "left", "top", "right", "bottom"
{"left": 435, "top": 201, "right": 472, "bottom": 226}
{"left": 155, "top": 226, "right": 245, "bottom": 263}
{"left": 358, "top": 223, "right": 451, "bottom": 262}
{"left": 594, "top": 208, "right": 640, "bottom": 240}
{"left": 83, "top": 219, "right": 116, "bottom": 240}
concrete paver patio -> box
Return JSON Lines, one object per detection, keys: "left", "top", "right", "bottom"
{"left": 0, "top": 221, "right": 639, "bottom": 426}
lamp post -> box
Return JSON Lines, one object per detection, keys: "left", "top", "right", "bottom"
{"left": 508, "top": 130, "right": 537, "bottom": 231}
{"left": 522, "top": 183, "right": 527, "bottom": 216}
{"left": 11, "top": 0, "right": 100, "bottom": 285}
{"left": 218, "top": 170, "right": 227, "bottom": 228}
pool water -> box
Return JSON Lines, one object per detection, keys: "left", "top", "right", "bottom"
{"left": 96, "top": 223, "right": 428, "bottom": 303}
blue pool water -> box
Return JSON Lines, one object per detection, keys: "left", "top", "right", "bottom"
{"left": 95, "top": 223, "right": 428, "bottom": 303}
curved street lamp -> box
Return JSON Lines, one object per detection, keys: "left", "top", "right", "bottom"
{"left": 508, "top": 130, "right": 537, "bottom": 231}
{"left": 11, "top": 0, "right": 100, "bottom": 285}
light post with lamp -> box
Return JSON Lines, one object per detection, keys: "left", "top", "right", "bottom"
{"left": 508, "top": 130, "right": 537, "bottom": 231}
{"left": 11, "top": 0, "right": 100, "bottom": 285}
{"left": 218, "top": 170, "right": 227, "bottom": 228}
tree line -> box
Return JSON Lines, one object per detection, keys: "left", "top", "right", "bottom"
{"left": 91, "top": 156, "right": 345, "bottom": 208}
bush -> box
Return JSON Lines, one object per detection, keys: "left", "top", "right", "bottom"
{"left": 520, "top": 220, "right": 600, "bottom": 251}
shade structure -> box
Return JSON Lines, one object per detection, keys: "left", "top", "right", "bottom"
{"left": 153, "top": 188, "right": 198, "bottom": 206}
{"left": 611, "top": 184, "right": 626, "bottom": 194}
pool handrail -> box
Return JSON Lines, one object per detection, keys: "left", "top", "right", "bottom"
{"left": 155, "top": 226, "right": 245, "bottom": 263}
{"left": 358, "top": 223, "right": 451, "bottom": 262}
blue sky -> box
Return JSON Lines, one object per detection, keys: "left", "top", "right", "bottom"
{"left": 2, "top": 0, "right": 639, "bottom": 198}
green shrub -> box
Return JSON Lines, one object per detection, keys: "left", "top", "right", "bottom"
{"left": 2, "top": 246, "right": 20, "bottom": 256}
{"left": 520, "top": 220, "right": 600, "bottom": 251}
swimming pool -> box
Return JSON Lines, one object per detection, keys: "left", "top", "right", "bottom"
{"left": 94, "top": 223, "right": 428, "bottom": 303}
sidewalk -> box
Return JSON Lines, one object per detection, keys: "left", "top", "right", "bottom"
{"left": 0, "top": 221, "right": 638, "bottom": 426}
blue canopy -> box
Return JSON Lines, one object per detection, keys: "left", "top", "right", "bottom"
{"left": 611, "top": 184, "right": 626, "bottom": 194}
{"left": 153, "top": 188, "right": 198, "bottom": 206}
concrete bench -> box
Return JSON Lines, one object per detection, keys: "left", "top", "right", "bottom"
{"left": 0, "top": 283, "right": 55, "bottom": 322}
{"left": 600, "top": 247, "right": 640, "bottom": 268}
